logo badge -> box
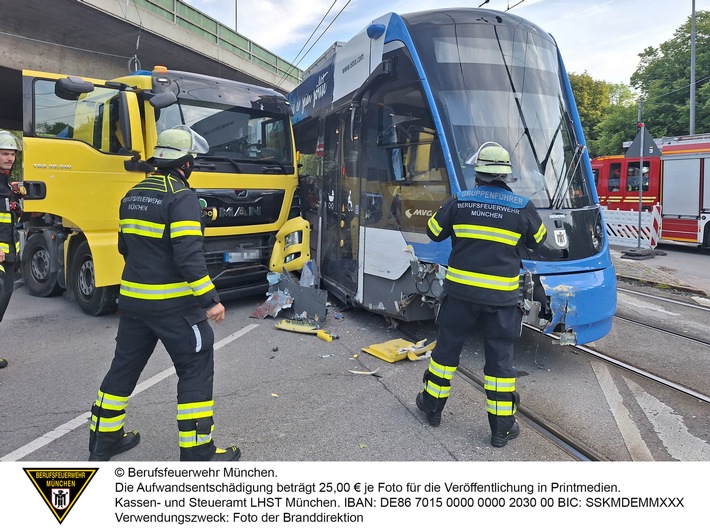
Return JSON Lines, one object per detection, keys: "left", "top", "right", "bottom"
{"left": 24, "top": 468, "right": 98, "bottom": 524}
{"left": 554, "top": 229, "right": 569, "bottom": 248}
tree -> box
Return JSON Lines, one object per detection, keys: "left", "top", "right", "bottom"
{"left": 569, "top": 72, "right": 610, "bottom": 155}
{"left": 592, "top": 83, "right": 640, "bottom": 155}
{"left": 630, "top": 10, "right": 710, "bottom": 137}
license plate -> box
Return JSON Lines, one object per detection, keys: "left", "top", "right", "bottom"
{"left": 224, "top": 250, "right": 260, "bottom": 263}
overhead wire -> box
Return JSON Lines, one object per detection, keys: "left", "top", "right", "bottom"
{"left": 282, "top": 0, "right": 338, "bottom": 75}
{"left": 276, "top": 0, "right": 353, "bottom": 87}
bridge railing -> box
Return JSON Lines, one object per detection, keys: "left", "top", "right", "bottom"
{"left": 134, "top": 0, "right": 302, "bottom": 86}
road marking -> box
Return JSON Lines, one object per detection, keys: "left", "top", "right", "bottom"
{"left": 624, "top": 377, "right": 710, "bottom": 461}
{"left": 590, "top": 360, "right": 654, "bottom": 461}
{"left": 0, "top": 323, "right": 259, "bottom": 462}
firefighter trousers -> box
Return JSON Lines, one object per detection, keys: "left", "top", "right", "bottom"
{"left": 93, "top": 306, "right": 218, "bottom": 460}
{"left": 0, "top": 261, "right": 15, "bottom": 322}
{"left": 422, "top": 294, "right": 522, "bottom": 434}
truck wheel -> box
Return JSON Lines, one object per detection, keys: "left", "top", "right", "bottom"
{"left": 21, "top": 233, "right": 64, "bottom": 297}
{"left": 70, "top": 240, "right": 118, "bottom": 316}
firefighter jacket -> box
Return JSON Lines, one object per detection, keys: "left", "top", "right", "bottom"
{"left": 0, "top": 170, "right": 20, "bottom": 264}
{"left": 117, "top": 170, "right": 219, "bottom": 314}
{"left": 427, "top": 182, "right": 547, "bottom": 307}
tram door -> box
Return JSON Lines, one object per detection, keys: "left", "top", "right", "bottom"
{"left": 320, "top": 110, "right": 360, "bottom": 296}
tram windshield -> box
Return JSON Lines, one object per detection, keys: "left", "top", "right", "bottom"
{"left": 408, "top": 15, "right": 592, "bottom": 209}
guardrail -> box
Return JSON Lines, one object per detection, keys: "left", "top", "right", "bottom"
{"left": 134, "top": 0, "right": 302, "bottom": 86}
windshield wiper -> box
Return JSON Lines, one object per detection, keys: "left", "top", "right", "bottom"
{"left": 550, "top": 143, "right": 586, "bottom": 209}
{"left": 196, "top": 155, "right": 242, "bottom": 172}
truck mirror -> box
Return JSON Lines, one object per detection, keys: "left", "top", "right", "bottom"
{"left": 55, "top": 76, "right": 94, "bottom": 100}
{"left": 148, "top": 91, "right": 178, "bottom": 110}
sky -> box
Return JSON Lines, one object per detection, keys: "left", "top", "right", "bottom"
{"left": 181, "top": 0, "right": 709, "bottom": 85}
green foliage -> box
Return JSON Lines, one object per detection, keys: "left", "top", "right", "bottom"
{"left": 570, "top": 11, "right": 710, "bottom": 156}
{"left": 630, "top": 10, "right": 710, "bottom": 137}
{"left": 569, "top": 72, "right": 610, "bottom": 155}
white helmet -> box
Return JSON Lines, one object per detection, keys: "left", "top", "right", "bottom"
{"left": 465, "top": 141, "right": 515, "bottom": 183}
{"left": 0, "top": 131, "right": 22, "bottom": 151}
{"left": 149, "top": 125, "right": 208, "bottom": 167}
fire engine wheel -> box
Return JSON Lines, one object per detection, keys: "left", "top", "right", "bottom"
{"left": 70, "top": 240, "right": 118, "bottom": 316}
{"left": 21, "top": 233, "right": 64, "bottom": 297}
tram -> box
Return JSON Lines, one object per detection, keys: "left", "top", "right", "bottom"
{"left": 289, "top": 8, "right": 616, "bottom": 345}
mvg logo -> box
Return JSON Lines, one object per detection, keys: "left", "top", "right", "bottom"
{"left": 405, "top": 208, "right": 434, "bottom": 218}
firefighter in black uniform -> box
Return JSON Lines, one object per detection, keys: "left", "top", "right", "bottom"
{"left": 416, "top": 142, "right": 547, "bottom": 447}
{"left": 0, "top": 131, "right": 25, "bottom": 369}
{"left": 89, "top": 126, "right": 241, "bottom": 461}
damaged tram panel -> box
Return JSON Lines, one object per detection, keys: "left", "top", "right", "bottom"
{"left": 289, "top": 8, "right": 617, "bottom": 345}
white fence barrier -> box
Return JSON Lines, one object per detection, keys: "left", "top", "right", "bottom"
{"left": 601, "top": 205, "right": 661, "bottom": 249}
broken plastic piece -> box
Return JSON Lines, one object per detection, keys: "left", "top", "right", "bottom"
{"left": 348, "top": 368, "right": 380, "bottom": 375}
{"left": 361, "top": 338, "right": 437, "bottom": 363}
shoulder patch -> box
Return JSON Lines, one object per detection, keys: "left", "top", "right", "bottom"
{"left": 458, "top": 187, "right": 528, "bottom": 208}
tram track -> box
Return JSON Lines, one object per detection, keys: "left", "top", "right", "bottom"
{"left": 397, "top": 321, "right": 605, "bottom": 461}
{"left": 530, "top": 325, "right": 710, "bottom": 405}
{"left": 396, "top": 284, "right": 710, "bottom": 461}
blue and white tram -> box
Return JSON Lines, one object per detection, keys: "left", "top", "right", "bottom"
{"left": 289, "top": 8, "right": 616, "bottom": 345}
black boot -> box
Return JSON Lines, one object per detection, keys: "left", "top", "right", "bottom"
{"left": 181, "top": 443, "right": 241, "bottom": 461}
{"left": 89, "top": 429, "right": 141, "bottom": 461}
{"left": 210, "top": 446, "right": 241, "bottom": 461}
{"left": 416, "top": 392, "right": 443, "bottom": 427}
{"left": 489, "top": 414, "right": 519, "bottom": 448}
{"left": 0, "top": 358, "right": 7, "bottom": 369}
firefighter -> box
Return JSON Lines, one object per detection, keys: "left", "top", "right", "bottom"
{"left": 416, "top": 141, "right": 547, "bottom": 447}
{"left": 90, "top": 126, "right": 240, "bottom": 461}
{"left": 0, "top": 130, "right": 24, "bottom": 369}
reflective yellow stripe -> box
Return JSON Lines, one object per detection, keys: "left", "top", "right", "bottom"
{"left": 120, "top": 218, "right": 165, "bottom": 238}
{"left": 95, "top": 391, "right": 129, "bottom": 411}
{"left": 453, "top": 224, "right": 520, "bottom": 246}
{"left": 134, "top": 176, "right": 168, "bottom": 192}
{"left": 178, "top": 426, "right": 214, "bottom": 448}
{"left": 170, "top": 220, "right": 203, "bottom": 238}
{"left": 0, "top": 264, "right": 5, "bottom": 274}
{"left": 0, "top": 242, "right": 8, "bottom": 253}
{"left": 121, "top": 276, "right": 215, "bottom": 299}
{"left": 176, "top": 400, "right": 215, "bottom": 421}
{"left": 425, "top": 381, "right": 450, "bottom": 399}
{"left": 120, "top": 280, "right": 193, "bottom": 300}
{"left": 90, "top": 413, "right": 125, "bottom": 432}
{"left": 487, "top": 399, "right": 517, "bottom": 416}
{"left": 484, "top": 375, "right": 516, "bottom": 393}
{"left": 428, "top": 359, "right": 457, "bottom": 381}
{"left": 0, "top": 213, "right": 11, "bottom": 223}
{"left": 445, "top": 266, "right": 520, "bottom": 291}
{"left": 534, "top": 223, "right": 547, "bottom": 243}
{"left": 189, "top": 275, "right": 215, "bottom": 296}
{"left": 428, "top": 215, "right": 443, "bottom": 236}
{"left": 14, "top": 241, "right": 19, "bottom": 252}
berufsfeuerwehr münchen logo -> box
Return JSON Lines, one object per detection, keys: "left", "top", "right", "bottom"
{"left": 24, "top": 468, "right": 98, "bottom": 524}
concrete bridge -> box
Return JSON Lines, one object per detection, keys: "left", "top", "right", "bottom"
{"left": 0, "top": 0, "right": 302, "bottom": 129}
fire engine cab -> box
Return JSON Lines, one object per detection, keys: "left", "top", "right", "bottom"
{"left": 592, "top": 134, "right": 710, "bottom": 247}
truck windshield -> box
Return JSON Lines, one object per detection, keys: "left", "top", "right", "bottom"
{"left": 156, "top": 99, "right": 293, "bottom": 167}
{"left": 409, "top": 17, "right": 592, "bottom": 209}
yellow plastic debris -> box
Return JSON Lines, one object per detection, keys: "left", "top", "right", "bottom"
{"left": 361, "top": 338, "right": 436, "bottom": 363}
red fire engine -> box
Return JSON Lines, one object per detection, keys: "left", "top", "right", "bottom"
{"left": 592, "top": 133, "right": 710, "bottom": 247}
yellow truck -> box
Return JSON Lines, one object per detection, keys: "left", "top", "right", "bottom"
{"left": 20, "top": 66, "right": 309, "bottom": 314}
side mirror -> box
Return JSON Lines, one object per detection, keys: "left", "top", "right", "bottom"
{"left": 55, "top": 77, "right": 94, "bottom": 100}
{"left": 148, "top": 91, "right": 177, "bottom": 110}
